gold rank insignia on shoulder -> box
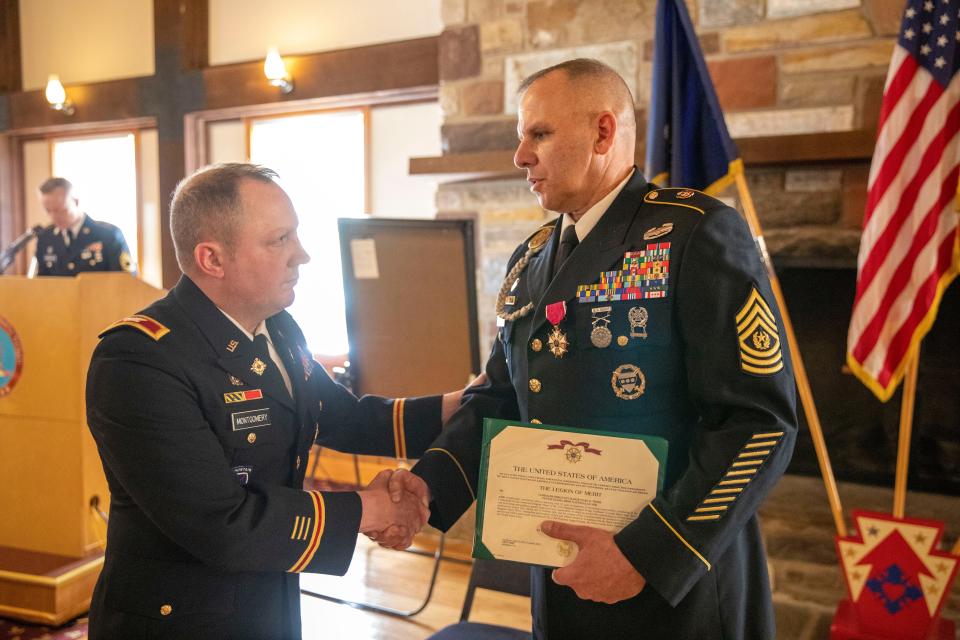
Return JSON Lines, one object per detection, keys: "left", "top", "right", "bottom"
{"left": 677, "top": 190, "right": 695, "bottom": 199}
{"left": 736, "top": 287, "right": 783, "bottom": 376}
{"left": 99, "top": 314, "right": 170, "bottom": 340}
{"left": 643, "top": 223, "right": 674, "bottom": 240}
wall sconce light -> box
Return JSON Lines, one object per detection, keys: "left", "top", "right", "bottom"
{"left": 45, "top": 75, "right": 75, "bottom": 115}
{"left": 264, "top": 47, "right": 294, "bottom": 94}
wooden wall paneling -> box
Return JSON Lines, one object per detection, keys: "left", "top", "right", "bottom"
{"left": 201, "top": 37, "right": 440, "bottom": 111}
{"left": 0, "top": 0, "right": 21, "bottom": 94}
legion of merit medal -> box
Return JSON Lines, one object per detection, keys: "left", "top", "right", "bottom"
{"left": 545, "top": 300, "right": 569, "bottom": 358}
{"left": 590, "top": 306, "right": 612, "bottom": 348}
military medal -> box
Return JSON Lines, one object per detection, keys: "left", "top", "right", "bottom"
{"left": 590, "top": 306, "right": 612, "bottom": 348}
{"left": 545, "top": 301, "right": 569, "bottom": 358}
{"left": 628, "top": 306, "right": 648, "bottom": 339}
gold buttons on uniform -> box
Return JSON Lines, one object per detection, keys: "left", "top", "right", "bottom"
{"left": 617, "top": 336, "right": 629, "bottom": 347}
{"left": 67, "top": 262, "right": 75, "bottom": 270}
{"left": 160, "top": 604, "right": 172, "bottom": 616}
{"left": 529, "top": 379, "right": 542, "bottom": 393}
{"left": 531, "top": 419, "right": 542, "bottom": 424}
{"left": 531, "top": 339, "right": 543, "bottom": 352}
{"left": 247, "top": 432, "right": 257, "bottom": 444}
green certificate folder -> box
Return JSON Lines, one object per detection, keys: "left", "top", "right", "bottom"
{"left": 474, "top": 418, "right": 668, "bottom": 567}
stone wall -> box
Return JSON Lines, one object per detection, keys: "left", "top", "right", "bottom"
{"left": 435, "top": 0, "right": 898, "bottom": 355}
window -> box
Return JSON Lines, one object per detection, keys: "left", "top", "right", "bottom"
{"left": 52, "top": 133, "right": 140, "bottom": 266}
{"left": 249, "top": 110, "right": 366, "bottom": 355}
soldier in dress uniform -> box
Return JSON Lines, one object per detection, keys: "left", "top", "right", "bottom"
{"left": 86, "top": 163, "right": 460, "bottom": 639}
{"left": 407, "top": 59, "right": 799, "bottom": 638}
{"left": 33, "top": 177, "right": 137, "bottom": 276}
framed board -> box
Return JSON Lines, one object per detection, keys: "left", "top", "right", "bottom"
{"left": 338, "top": 218, "right": 480, "bottom": 398}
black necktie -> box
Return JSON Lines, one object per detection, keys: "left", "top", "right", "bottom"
{"left": 553, "top": 225, "right": 579, "bottom": 276}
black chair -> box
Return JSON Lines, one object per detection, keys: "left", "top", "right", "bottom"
{"left": 428, "top": 558, "right": 532, "bottom": 640}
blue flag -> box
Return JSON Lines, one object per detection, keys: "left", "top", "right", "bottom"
{"left": 645, "top": 0, "right": 742, "bottom": 194}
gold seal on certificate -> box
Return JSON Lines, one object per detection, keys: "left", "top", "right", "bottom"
{"left": 474, "top": 419, "right": 667, "bottom": 567}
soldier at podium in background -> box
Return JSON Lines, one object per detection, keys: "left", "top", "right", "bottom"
{"left": 85, "top": 163, "right": 466, "bottom": 639}
{"left": 31, "top": 177, "right": 137, "bottom": 277}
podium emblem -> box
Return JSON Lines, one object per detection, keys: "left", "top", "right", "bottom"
{"left": 0, "top": 315, "right": 23, "bottom": 398}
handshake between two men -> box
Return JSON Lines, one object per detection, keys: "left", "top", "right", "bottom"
{"left": 357, "top": 468, "right": 432, "bottom": 550}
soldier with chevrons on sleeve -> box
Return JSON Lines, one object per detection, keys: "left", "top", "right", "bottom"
{"left": 401, "top": 59, "right": 798, "bottom": 639}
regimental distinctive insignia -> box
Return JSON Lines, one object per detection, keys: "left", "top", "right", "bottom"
{"left": 836, "top": 512, "right": 960, "bottom": 638}
{"left": 228, "top": 375, "right": 244, "bottom": 386}
{"left": 628, "top": 306, "right": 648, "bottom": 339}
{"left": 688, "top": 431, "right": 784, "bottom": 522}
{"left": 0, "top": 315, "right": 24, "bottom": 398}
{"left": 527, "top": 226, "right": 553, "bottom": 251}
{"left": 590, "top": 306, "right": 612, "bottom": 348}
{"left": 223, "top": 389, "right": 264, "bottom": 404}
{"left": 227, "top": 340, "right": 239, "bottom": 353}
{"left": 611, "top": 364, "right": 645, "bottom": 400}
{"left": 99, "top": 314, "right": 170, "bottom": 341}
{"left": 547, "top": 326, "right": 569, "bottom": 358}
{"left": 250, "top": 358, "right": 267, "bottom": 376}
{"left": 735, "top": 287, "right": 783, "bottom": 376}
{"left": 643, "top": 223, "right": 674, "bottom": 240}
{"left": 677, "top": 190, "right": 695, "bottom": 199}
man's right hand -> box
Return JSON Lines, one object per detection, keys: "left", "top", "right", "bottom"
{"left": 357, "top": 469, "right": 428, "bottom": 549}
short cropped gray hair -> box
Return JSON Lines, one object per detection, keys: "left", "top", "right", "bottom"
{"left": 169, "top": 163, "right": 279, "bottom": 273}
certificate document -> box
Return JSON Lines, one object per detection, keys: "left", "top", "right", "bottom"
{"left": 474, "top": 419, "right": 667, "bottom": 567}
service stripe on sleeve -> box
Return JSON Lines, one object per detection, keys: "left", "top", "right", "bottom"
{"left": 289, "top": 491, "right": 326, "bottom": 572}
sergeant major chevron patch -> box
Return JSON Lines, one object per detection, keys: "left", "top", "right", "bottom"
{"left": 735, "top": 287, "right": 783, "bottom": 376}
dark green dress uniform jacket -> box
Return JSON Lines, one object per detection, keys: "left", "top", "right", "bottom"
{"left": 413, "top": 170, "right": 798, "bottom": 639}
{"left": 36, "top": 215, "right": 136, "bottom": 276}
{"left": 86, "top": 276, "right": 442, "bottom": 639}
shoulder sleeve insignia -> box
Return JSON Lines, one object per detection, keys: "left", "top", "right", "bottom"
{"left": 99, "top": 314, "right": 170, "bottom": 341}
{"left": 735, "top": 287, "right": 783, "bottom": 376}
{"left": 119, "top": 251, "right": 134, "bottom": 273}
{"left": 527, "top": 225, "right": 555, "bottom": 251}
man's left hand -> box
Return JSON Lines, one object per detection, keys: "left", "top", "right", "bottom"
{"left": 541, "top": 520, "right": 646, "bottom": 604}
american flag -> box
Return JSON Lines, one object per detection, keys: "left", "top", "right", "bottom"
{"left": 847, "top": 0, "right": 960, "bottom": 402}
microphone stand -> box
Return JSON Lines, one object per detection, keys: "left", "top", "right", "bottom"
{"left": 0, "top": 226, "right": 44, "bottom": 274}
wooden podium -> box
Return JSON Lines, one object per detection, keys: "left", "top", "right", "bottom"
{"left": 0, "top": 273, "right": 163, "bottom": 624}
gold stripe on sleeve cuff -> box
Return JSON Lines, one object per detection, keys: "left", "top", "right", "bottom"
{"left": 648, "top": 503, "right": 711, "bottom": 571}
{"left": 424, "top": 447, "right": 475, "bottom": 501}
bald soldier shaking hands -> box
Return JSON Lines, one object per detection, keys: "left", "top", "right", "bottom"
{"left": 396, "top": 59, "right": 798, "bottom": 639}
{"left": 85, "top": 163, "right": 470, "bottom": 639}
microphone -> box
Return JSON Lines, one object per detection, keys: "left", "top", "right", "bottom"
{"left": 0, "top": 225, "right": 44, "bottom": 274}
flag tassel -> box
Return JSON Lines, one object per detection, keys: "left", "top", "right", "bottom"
{"left": 734, "top": 171, "right": 847, "bottom": 538}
